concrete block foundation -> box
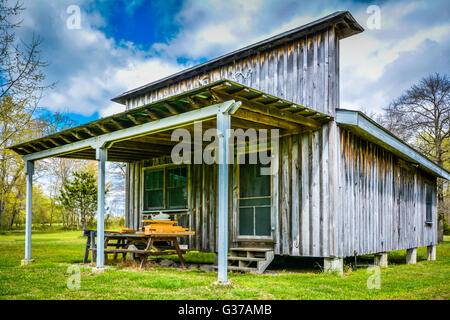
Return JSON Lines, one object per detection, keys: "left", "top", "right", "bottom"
{"left": 406, "top": 248, "right": 417, "bottom": 264}
{"left": 374, "top": 252, "right": 388, "bottom": 267}
{"left": 324, "top": 257, "right": 343, "bottom": 275}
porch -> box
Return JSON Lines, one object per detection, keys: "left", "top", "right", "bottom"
{"left": 9, "top": 79, "right": 331, "bottom": 282}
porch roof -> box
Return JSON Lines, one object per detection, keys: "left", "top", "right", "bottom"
{"left": 8, "top": 79, "right": 332, "bottom": 162}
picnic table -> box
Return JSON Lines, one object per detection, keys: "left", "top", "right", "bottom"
{"left": 83, "top": 229, "right": 195, "bottom": 269}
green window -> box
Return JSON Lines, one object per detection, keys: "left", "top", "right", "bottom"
{"left": 166, "top": 166, "right": 188, "bottom": 209}
{"left": 426, "top": 184, "right": 432, "bottom": 223}
{"left": 143, "top": 166, "right": 187, "bottom": 211}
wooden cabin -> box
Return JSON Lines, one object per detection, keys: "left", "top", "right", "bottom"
{"left": 9, "top": 11, "right": 450, "bottom": 280}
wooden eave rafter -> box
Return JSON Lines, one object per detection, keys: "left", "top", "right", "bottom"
{"left": 8, "top": 79, "right": 331, "bottom": 159}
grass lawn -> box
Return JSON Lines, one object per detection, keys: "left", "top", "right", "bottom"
{"left": 0, "top": 230, "right": 449, "bottom": 300}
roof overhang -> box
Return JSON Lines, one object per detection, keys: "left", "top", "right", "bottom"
{"left": 112, "top": 11, "right": 363, "bottom": 104}
{"left": 336, "top": 109, "right": 450, "bottom": 180}
{"left": 9, "top": 80, "right": 331, "bottom": 162}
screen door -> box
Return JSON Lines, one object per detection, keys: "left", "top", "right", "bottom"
{"left": 238, "top": 158, "right": 272, "bottom": 238}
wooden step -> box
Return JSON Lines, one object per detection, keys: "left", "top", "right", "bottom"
{"left": 230, "top": 247, "right": 273, "bottom": 252}
{"left": 228, "top": 256, "right": 265, "bottom": 262}
{"left": 227, "top": 266, "right": 256, "bottom": 272}
{"left": 214, "top": 265, "right": 256, "bottom": 273}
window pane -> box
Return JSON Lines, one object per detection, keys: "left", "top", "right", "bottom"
{"left": 239, "top": 162, "right": 270, "bottom": 198}
{"left": 144, "top": 169, "right": 164, "bottom": 210}
{"left": 167, "top": 167, "right": 187, "bottom": 187}
{"left": 255, "top": 207, "right": 271, "bottom": 236}
{"left": 145, "top": 170, "right": 163, "bottom": 189}
{"left": 166, "top": 166, "right": 187, "bottom": 209}
{"left": 167, "top": 187, "right": 187, "bottom": 209}
{"left": 239, "top": 207, "right": 254, "bottom": 236}
{"left": 145, "top": 190, "right": 164, "bottom": 209}
{"left": 426, "top": 184, "right": 432, "bottom": 222}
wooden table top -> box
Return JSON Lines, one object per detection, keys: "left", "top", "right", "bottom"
{"left": 105, "top": 231, "right": 195, "bottom": 238}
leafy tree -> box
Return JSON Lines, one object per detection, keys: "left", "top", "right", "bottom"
{"left": 0, "top": 0, "right": 53, "bottom": 148}
{"left": 380, "top": 73, "right": 449, "bottom": 242}
{"left": 59, "top": 171, "right": 102, "bottom": 231}
{"left": 0, "top": 0, "right": 52, "bottom": 227}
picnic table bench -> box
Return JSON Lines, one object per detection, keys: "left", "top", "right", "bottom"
{"left": 83, "top": 229, "right": 194, "bottom": 269}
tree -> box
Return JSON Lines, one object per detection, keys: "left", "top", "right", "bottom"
{"left": 0, "top": 97, "right": 42, "bottom": 227}
{"left": 0, "top": 0, "right": 53, "bottom": 149}
{"left": 380, "top": 73, "right": 449, "bottom": 242}
{"left": 59, "top": 171, "right": 100, "bottom": 231}
{"left": 36, "top": 111, "right": 79, "bottom": 226}
{"left": 0, "top": 0, "right": 53, "bottom": 227}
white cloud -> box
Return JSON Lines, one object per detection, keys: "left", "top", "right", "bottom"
{"left": 17, "top": 0, "right": 183, "bottom": 116}
{"left": 17, "top": 0, "right": 450, "bottom": 119}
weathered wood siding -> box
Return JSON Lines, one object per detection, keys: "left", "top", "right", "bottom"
{"left": 125, "top": 125, "right": 438, "bottom": 258}
{"left": 264, "top": 125, "right": 338, "bottom": 257}
{"left": 125, "top": 161, "right": 219, "bottom": 252}
{"left": 336, "top": 129, "right": 438, "bottom": 257}
{"left": 125, "top": 27, "right": 339, "bottom": 116}
{"left": 125, "top": 123, "right": 339, "bottom": 257}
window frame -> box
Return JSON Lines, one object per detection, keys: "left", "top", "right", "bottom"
{"left": 235, "top": 148, "right": 273, "bottom": 241}
{"left": 425, "top": 183, "right": 433, "bottom": 224}
{"left": 141, "top": 164, "right": 189, "bottom": 213}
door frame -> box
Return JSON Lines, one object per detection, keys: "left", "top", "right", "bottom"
{"left": 231, "top": 149, "right": 277, "bottom": 242}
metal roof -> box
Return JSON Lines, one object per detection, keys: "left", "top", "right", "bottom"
{"left": 112, "top": 11, "right": 363, "bottom": 104}
{"left": 8, "top": 79, "right": 332, "bottom": 160}
{"left": 336, "top": 109, "right": 450, "bottom": 180}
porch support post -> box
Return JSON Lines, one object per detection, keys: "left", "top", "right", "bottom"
{"left": 217, "top": 110, "right": 231, "bottom": 284}
{"left": 95, "top": 147, "right": 107, "bottom": 269}
{"left": 22, "top": 160, "right": 34, "bottom": 266}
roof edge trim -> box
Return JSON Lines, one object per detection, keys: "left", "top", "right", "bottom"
{"left": 336, "top": 109, "right": 450, "bottom": 180}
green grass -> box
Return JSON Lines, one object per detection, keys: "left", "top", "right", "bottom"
{"left": 0, "top": 231, "right": 449, "bottom": 300}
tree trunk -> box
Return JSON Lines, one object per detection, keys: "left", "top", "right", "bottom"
{"left": 0, "top": 199, "right": 5, "bottom": 227}
{"left": 8, "top": 207, "right": 16, "bottom": 230}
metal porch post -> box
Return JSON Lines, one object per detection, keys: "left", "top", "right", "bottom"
{"left": 22, "top": 160, "right": 34, "bottom": 265}
{"left": 96, "top": 147, "right": 107, "bottom": 268}
{"left": 217, "top": 110, "right": 231, "bottom": 283}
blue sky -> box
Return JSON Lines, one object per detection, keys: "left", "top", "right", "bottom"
{"left": 16, "top": 0, "right": 450, "bottom": 124}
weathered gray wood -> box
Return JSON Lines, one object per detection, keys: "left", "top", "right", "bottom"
{"left": 123, "top": 28, "right": 343, "bottom": 117}
{"left": 300, "top": 132, "right": 310, "bottom": 256}
{"left": 280, "top": 136, "right": 291, "bottom": 255}
{"left": 321, "top": 123, "right": 329, "bottom": 257}
{"left": 336, "top": 129, "right": 438, "bottom": 256}
{"left": 291, "top": 135, "right": 300, "bottom": 256}
{"left": 311, "top": 130, "right": 320, "bottom": 256}
{"left": 272, "top": 136, "right": 280, "bottom": 254}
